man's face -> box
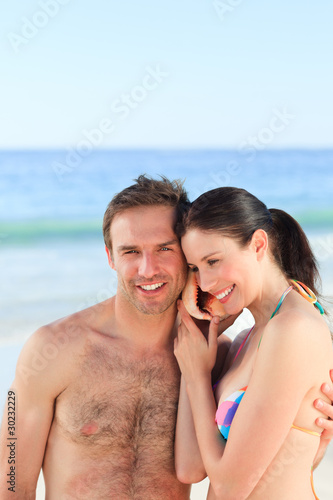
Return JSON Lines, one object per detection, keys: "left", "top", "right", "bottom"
{"left": 108, "top": 205, "right": 187, "bottom": 315}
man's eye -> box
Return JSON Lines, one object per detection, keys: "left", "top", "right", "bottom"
{"left": 160, "top": 247, "right": 170, "bottom": 251}
{"left": 125, "top": 250, "right": 138, "bottom": 254}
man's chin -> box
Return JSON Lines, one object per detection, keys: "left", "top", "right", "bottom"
{"left": 120, "top": 286, "right": 180, "bottom": 316}
{"left": 135, "top": 303, "right": 174, "bottom": 316}
{"left": 130, "top": 295, "right": 176, "bottom": 316}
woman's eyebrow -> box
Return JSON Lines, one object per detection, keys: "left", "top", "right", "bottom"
{"left": 201, "top": 251, "right": 221, "bottom": 261}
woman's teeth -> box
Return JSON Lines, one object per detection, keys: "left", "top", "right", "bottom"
{"left": 215, "top": 285, "right": 234, "bottom": 300}
{"left": 140, "top": 283, "right": 164, "bottom": 291}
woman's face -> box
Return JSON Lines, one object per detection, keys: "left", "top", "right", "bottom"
{"left": 181, "top": 228, "right": 260, "bottom": 315}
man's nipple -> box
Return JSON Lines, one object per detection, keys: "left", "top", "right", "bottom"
{"left": 80, "top": 421, "right": 99, "bottom": 436}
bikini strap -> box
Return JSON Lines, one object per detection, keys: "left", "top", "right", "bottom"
{"left": 258, "top": 285, "right": 293, "bottom": 349}
{"left": 212, "top": 327, "right": 254, "bottom": 390}
{"left": 233, "top": 326, "right": 254, "bottom": 364}
{"left": 258, "top": 280, "right": 324, "bottom": 349}
{"left": 291, "top": 423, "right": 321, "bottom": 437}
{"left": 239, "top": 281, "right": 324, "bottom": 354}
{"left": 292, "top": 280, "right": 324, "bottom": 315}
{"left": 311, "top": 465, "right": 320, "bottom": 500}
{"left": 270, "top": 285, "right": 294, "bottom": 320}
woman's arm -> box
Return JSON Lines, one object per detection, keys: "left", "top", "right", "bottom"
{"left": 174, "top": 303, "right": 228, "bottom": 485}
{"left": 175, "top": 302, "right": 327, "bottom": 499}
{"left": 175, "top": 332, "right": 231, "bottom": 483}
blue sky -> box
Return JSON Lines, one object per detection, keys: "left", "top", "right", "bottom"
{"left": 1, "top": 0, "right": 332, "bottom": 149}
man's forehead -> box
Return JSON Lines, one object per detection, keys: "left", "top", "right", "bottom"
{"left": 111, "top": 205, "right": 179, "bottom": 244}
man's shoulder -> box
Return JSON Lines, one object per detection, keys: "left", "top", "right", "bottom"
{"left": 32, "top": 295, "right": 117, "bottom": 346}
{"left": 13, "top": 318, "right": 82, "bottom": 398}
{"left": 30, "top": 311, "right": 88, "bottom": 350}
{"left": 12, "top": 297, "right": 117, "bottom": 398}
{"left": 16, "top": 298, "right": 112, "bottom": 373}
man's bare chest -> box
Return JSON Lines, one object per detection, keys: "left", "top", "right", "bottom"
{"left": 54, "top": 342, "right": 180, "bottom": 453}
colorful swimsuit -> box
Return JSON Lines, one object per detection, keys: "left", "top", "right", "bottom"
{"left": 215, "top": 280, "right": 323, "bottom": 499}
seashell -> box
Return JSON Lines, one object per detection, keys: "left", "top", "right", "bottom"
{"left": 182, "top": 269, "right": 229, "bottom": 321}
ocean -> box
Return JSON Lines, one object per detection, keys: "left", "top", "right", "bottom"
{"left": 1, "top": 149, "right": 333, "bottom": 498}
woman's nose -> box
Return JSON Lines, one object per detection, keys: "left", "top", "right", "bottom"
{"left": 196, "top": 271, "right": 216, "bottom": 293}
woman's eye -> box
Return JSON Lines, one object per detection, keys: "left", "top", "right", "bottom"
{"left": 190, "top": 266, "right": 199, "bottom": 272}
{"left": 207, "top": 259, "right": 218, "bottom": 266}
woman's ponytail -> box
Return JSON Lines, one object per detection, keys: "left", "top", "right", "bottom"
{"left": 268, "top": 209, "right": 321, "bottom": 296}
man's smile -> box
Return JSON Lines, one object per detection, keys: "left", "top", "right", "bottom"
{"left": 137, "top": 282, "right": 166, "bottom": 292}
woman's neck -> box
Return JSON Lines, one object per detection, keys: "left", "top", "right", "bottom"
{"left": 247, "top": 267, "right": 291, "bottom": 327}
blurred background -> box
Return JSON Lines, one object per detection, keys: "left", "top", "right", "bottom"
{"left": 1, "top": 1, "right": 333, "bottom": 498}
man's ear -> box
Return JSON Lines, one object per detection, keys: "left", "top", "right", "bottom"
{"left": 105, "top": 245, "right": 116, "bottom": 270}
{"left": 251, "top": 229, "right": 268, "bottom": 261}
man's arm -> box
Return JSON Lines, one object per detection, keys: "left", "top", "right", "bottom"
{"left": 0, "top": 326, "right": 70, "bottom": 499}
{"left": 313, "top": 369, "right": 333, "bottom": 469}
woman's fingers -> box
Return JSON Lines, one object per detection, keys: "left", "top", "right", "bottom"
{"left": 208, "top": 316, "right": 219, "bottom": 350}
{"left": 315, "top": 416, "right": 333, "bottom": 440}
{"left": 177, "top": 300, "right": 203, "bottom": 338}
{"left": 178, "top": 299, "right": 195, "bottom": 325}
{"left": 315, "top": 386, "right": 333, "bottom": 419}
{"left": 317, "top": 381, "right": 333, "bottom": 417}
{"left": 314, "top": 377, "right": 333, "bottom": 438}
{"left": 315, "top": 398, "right": 333, "bottom": 419}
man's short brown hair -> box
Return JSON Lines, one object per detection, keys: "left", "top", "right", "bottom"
{"left": 103, "top": 174, "right": 190, "bottom": 252}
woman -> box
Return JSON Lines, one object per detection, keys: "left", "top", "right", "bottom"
{"left": 174, "top": 187, "right": 333, "bottom": 499}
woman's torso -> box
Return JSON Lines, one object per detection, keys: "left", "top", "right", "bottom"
{"left": 209, "top": 289, "right": 332, "bottom": 499}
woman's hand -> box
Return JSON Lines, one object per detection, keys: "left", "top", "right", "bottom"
{"left": 174, "top": 300, "right": 220, "bottom": 384}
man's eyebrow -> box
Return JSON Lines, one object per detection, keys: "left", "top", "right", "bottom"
{"left": 159, "top": 239, "right": 179, "bottom": 247}
{"left": 117, "top": 245, "right": 137, "bottom": 252}
{"left": 117, "top": 240, "right": 179, "bottom": 252}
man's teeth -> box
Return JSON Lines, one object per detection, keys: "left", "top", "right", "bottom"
{"left": 140, "top": 283, "right": 164, "bottom": 291}
{"left": 215, "top": 285, "right": 234, "bottom": 300}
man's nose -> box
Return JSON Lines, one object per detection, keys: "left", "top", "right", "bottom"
{"left": 138, "top": 253, "right": 159, "bottom": 278}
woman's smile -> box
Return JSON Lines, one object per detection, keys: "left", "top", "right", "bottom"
{"left": 213, "top": 284, "right": 235, "bottom": 302}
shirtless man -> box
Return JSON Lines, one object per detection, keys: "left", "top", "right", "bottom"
{"left": 0, "top": 175, "right": 333, "bottom": 500}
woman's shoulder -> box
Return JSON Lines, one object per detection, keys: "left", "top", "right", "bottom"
{"left": 260, "top": 301, "right": 331, "bottom": 362}
{"left": 250, "top": 306, "right": 332, "bottom": 400}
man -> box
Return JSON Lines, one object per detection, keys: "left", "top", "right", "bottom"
{"left": 0, "top": 175, "right": 332, "bottom": 499}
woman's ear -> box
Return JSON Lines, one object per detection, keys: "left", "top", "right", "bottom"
{"left": 105, "top": 245, "right": 116, "bottom": 270}
{"left": 251, "top": 229, "right": 268, "bottom": 261}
